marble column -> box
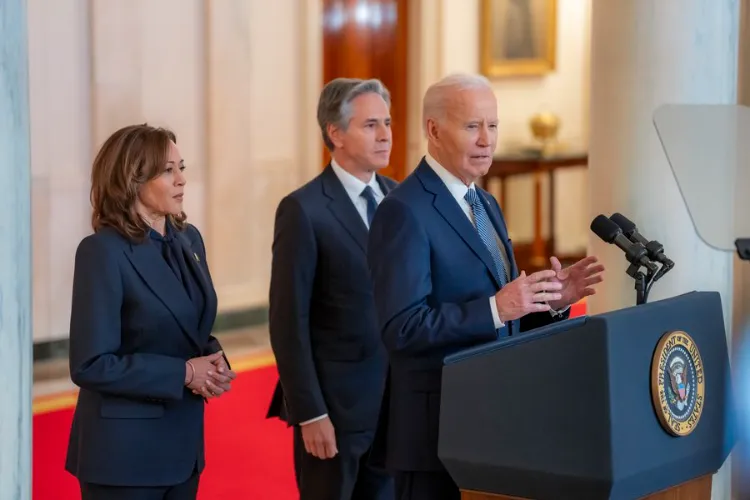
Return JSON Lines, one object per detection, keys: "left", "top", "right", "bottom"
{"left": 0, "top": 0, "right": 32, "bottom": 498}
{"left": 589, "top": 1, "right": 738, "bottom": 499}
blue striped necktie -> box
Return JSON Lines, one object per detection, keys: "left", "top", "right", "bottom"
{"left": 361, "top": 186, "right": 378, "bottom": 227}
{"left": 464, "top": 188, "right": 507, "bottom": 286}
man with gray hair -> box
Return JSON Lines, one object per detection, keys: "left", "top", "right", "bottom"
{"left": 267, "top": 77, "right": 396, "bottom": 499}
{"left": 367, "top": 73, "right": 604, "bottom": 499}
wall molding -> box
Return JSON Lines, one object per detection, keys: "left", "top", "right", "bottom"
{"left": 33, "top": 305, "right": 269, "bottom": 362}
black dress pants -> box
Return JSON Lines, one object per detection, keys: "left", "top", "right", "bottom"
{"left": 79, "top": 464, "right": 199, "bottom": 500}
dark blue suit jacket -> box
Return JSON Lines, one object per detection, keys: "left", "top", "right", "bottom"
{"left": 266, "top": 165, "right": 397, "bottom": 433}
{"left": 367, "top": 159, "right": 569, "bottom": 471}
{"left": 65, "top": 223, "right": 222, "bottom": 487}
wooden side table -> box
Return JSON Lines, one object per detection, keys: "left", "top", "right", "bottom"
{"left": 478, "top": 151, "right": 588, "bottom": 271}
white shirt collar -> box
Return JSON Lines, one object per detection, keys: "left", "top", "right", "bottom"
{"left": 424, "top": 153, "right": 476, "bottom": 202}
{"left": 330, "top": 158, "right": 381, "bottom": 199}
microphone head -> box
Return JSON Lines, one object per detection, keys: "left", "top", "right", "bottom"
{"left": 590, "top": 214, "right": 622, "bottom": 244}
{"left": 609, "top": 212, "right": 636, "bottom": 235}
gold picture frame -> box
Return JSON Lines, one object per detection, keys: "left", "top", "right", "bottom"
{"left": 480, "top": 0, "right": 557, "bottom": 78}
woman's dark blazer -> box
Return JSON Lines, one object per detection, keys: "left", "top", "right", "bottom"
{"left": 64, "top": 223, "right": 222, "bottom": 487}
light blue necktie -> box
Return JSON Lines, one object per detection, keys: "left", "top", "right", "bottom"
{"left": 464, "top": 188, "right": 507, "bottom": 286}
{"left": 361, "top": 186, "right": 378, "bottom": 227}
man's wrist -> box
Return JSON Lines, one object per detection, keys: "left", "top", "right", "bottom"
{"left": 489, "top": 295, "right": 505, "bottom": 328}
{"left": 300, "top": 414, "right": 328, "bottom": 426}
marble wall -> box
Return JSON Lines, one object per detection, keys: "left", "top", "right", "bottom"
{"left": 27, "top": 0, "right": 322, "bottom": 342}
{"left": 205, "top": 0, "right": 322, "bottom": 310}
{"left": 27, "top": 0, "right": 92, "bottom": 344}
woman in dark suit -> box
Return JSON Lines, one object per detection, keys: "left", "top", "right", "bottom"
{"left": 65, "top": 124, "right": 237, "bottom": 500}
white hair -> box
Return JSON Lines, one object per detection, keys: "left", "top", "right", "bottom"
{"left": 422, "top": 73, "right": 492, "bottom": 136}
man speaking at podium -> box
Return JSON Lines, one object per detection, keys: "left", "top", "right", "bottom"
{"left": 367, "top": 74, "right": 605, "bottom": 500}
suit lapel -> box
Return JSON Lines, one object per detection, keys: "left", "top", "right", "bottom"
{"left": 321, "top": 165, "right": 368, "bottom": 253}
{"left": 175, "top": 232, "right": 218, "bottom": 339}
{"left": 479, "top": 190, "right": 519, "bottom": 280}
{"left": 416, "top": 161, "right": 504, "bottom": 289}
{"left": 376, "top": 174, "right": 392, "bottom": 196}
{"left": 125, "top": 240, "right": 202, "bottom": 351}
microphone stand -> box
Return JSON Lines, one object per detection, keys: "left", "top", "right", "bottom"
{"left": 628, "top": 259, "right": 670, "bottom": 306}
{"left": 620, "top": 241, "right": 658, "bottom": 306}
{"left": 626, "top": 262, "right": 650, "bottom": 305}
{"left": 641, "top": 265, "right": 658, "bottom": 305}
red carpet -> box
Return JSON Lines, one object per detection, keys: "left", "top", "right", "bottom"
{"left": 33, "top": 301, "right": 586, "bottom": 499}
{"left": 33, "top": 362, "right": 297, "bottom": 500}
{"left": 570, "top": 299, "right": 585, "bottom": 318}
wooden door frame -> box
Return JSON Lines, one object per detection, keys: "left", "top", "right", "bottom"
{"left": 321, "top": 0, "right": 410, "bottom": 181}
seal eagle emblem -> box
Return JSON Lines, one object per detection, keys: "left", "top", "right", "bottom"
{"left": 650, "top": 330, "right": 705, "bottom": 436}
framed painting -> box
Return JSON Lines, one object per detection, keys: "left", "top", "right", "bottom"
{"left": 480, "top": 0, "right": 557, "bottom": 78}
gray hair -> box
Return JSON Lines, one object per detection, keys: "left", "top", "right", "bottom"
{"left": 422, "top": 73, "right": 492, "bottom": 135}
{"left": 317, "top": 78, "right": 391, "bottom": 151}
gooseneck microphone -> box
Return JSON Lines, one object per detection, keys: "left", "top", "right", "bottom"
{"left": 590, "top": 215, "right": 658, "bottom": 273}
{"left": 609, "top": 213, "right": 675, "bottom": 271}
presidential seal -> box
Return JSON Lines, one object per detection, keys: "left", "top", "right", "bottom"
{"left": 650, "top": 330, "right": 705, "bottom": 436}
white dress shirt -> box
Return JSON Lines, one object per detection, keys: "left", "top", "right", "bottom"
{"left": 331, "top": 159, "right": 385, "bottom": 228}
{"left": 424, "top": 154, "right": 568, "bottom": 330}
{"left": 299, "top": 160, "right": 385, "bottom": 427}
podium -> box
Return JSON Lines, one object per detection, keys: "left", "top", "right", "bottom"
{"left": 438, "top": 291, "right": 733, "bottom": 500}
